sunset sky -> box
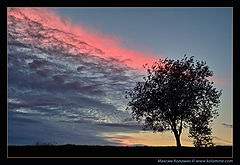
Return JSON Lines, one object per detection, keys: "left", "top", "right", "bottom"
{"left": 8, "top": 7, "right": 232, "bottom": 146}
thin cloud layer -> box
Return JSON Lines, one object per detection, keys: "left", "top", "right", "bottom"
{"left": 221, "top": 123, "right": 233, "bottom": 128}
{"left": 8, "top": 7, "right": 149, "bottom": 145}
{"left": 8, "top": 7, "right": 158, "bottom": 69}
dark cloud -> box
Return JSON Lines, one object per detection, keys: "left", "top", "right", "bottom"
{"left": 7, "top": 8, "right": 143, "bottom": 146}
{"left": 60, "top": 119, "right": 92, "bottom": 124}
{"left": 98, "top": 122, "right": 141, "bottom": 130}
{"left": 76, "top": 66, "right": 85, "bottom": 72}
{"left": 36, "top": 69, "right": 52, "bottom": 77}
{"left": 212, "top": 136, "right": 232, "bottom": 144}
{"left": 21, "top": 94, "right": 67, "bottom": 106}
{"left": 9, "top": 115, "right": 42, "bottom": 125}
{"left": 122, "top": 117, "right": 134, "bottom": 122}
{"left": 29, "top": 59, "right": 50, "bottom": 70}
{"left": 222, "top": 123, "right": 232, "bottom": 128}
{"left": 8, "top": 114, "right": 115, "bottom": 146}
{"left": 8, "top": 94, "right": 67, "bottom": 111}
{"left": 52, "top": 74, "right": 68, "bottom": 83}
{"left": 63, "top": 81, "right": 82, "bottom": 90}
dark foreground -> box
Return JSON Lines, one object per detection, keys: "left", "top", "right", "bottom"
{"left": 8, "top": 145, "right": 232, "bottom": 157}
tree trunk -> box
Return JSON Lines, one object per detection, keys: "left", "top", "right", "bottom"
{"left": 173, "top": 129, "right": 182, "bottom": 148}
{"left": 175, "top": 134, "right": 181, "bottom": 148}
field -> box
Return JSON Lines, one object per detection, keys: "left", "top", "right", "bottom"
{"left": 8, "top": 145, "right": 232, "bottom": 157}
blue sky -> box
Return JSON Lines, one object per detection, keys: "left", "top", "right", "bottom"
{"left": 56, "top": 7, "right": 233, "bottom": 144}
{"left": 56, "top": 7, "right": 232, "bottom": 78}
{"left": 8, "top": 7, "right": 232, "bottom": 146}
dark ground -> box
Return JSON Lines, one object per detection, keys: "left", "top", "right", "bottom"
{"left": 8, "top": 145, "right": 232, "bottom": 157}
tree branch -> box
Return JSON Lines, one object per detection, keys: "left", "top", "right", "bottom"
{"left": 178, "top": 117, "right": 183, "bottom": 136}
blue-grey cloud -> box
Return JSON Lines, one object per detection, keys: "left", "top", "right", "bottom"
{"left": 212, "top": 136, "right": 232, "bottom": 145}
{"left": 98, "top": 122, "right": 142, "bottom": 131}
{"left": 8, "top": 8, "right": 143, "bottom": 146}
{"left": 29, "top": 59, "right": 51, "bottom": 69}
{"left": 221, "top": 123, "right": 232, "bottom": 128}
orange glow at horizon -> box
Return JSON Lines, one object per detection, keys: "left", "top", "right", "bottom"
{"left": 110, "top": 138, "right": 136, "bottom": 146}
{"left": 101, "top": 129, "right": 232, "bottom": 147}
{"left": 102, "top": 131, "right": 194, "bottom": 147}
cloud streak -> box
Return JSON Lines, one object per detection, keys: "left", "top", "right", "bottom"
{"left": 8, "top": 7, "right": 149, "bottom": 145}
{"left": 8, "top": 7, "right": 158, "bottom": 70}
{"left": 221, "top": 123, "right": 233, "bottom": 128}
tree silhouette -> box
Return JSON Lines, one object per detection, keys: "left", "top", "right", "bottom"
{"left": 125, "top": 56, "right": 222, "bottom": 147}
{"left": 188, "top": 110, "right": 215, "bottom": 147}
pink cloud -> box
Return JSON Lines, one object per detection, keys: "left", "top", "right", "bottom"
{"left": 8, "top": 7, "right": 159, "bottom": 70}
{"left": 109, "top": 137, "right": 136, "bottom": 146}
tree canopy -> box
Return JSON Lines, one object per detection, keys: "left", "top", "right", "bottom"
{"left": 125, "top": 55, "right": 222, "bottom": 147}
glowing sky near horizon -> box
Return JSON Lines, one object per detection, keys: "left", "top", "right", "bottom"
{"left": 8, "top": 7, "right": 232, "bottom": 147}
